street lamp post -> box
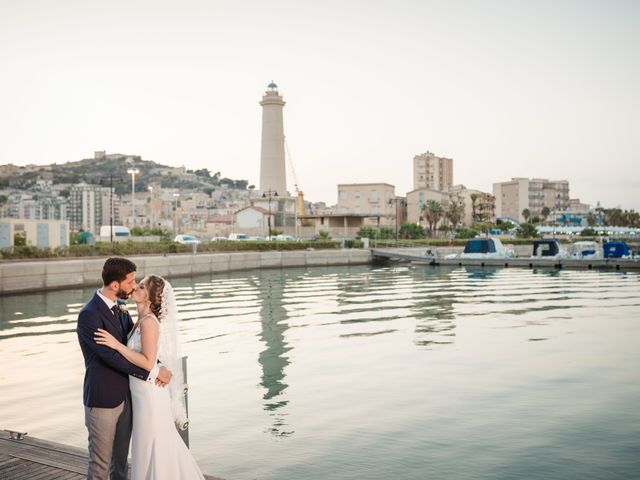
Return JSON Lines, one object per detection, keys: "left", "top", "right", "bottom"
{"left": 127, "top": 168, "right": 140, "bottom": 227}
{"left": 388, "top": 197, "right": 406, "bottom": 244}
{"left": 110, "top": 175, "right": 114, "bottom": 243}
{"left": 173, "top": 193, "right": 180, "bottom": 234}
{"left": 262, "top": 189, "right": 278, "bottom": 239}
{"left": 100, "top": 175, "right": 122, "bottom": 242}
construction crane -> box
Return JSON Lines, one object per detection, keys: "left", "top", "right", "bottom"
{"left": 284, "top": 137, "right": 306, "bottom": 217}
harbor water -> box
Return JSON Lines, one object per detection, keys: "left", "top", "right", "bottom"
{"left": 1, "top": 265, "right": 639, "bottom": 479}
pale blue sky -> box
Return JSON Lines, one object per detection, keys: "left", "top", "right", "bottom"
{"left": 1, "top": 0, "right": 638, "bottom": 209}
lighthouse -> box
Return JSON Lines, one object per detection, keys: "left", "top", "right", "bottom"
{"left": 259, "top": 82, "right": 287, "bottom": 195}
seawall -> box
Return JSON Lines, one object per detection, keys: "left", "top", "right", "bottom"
{"left": 0, "top": 249, "right": 373, "bottom": 296}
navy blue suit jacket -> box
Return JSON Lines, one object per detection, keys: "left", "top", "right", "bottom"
{"left": 76, "top": 292, "right": 150, "bottom": 408}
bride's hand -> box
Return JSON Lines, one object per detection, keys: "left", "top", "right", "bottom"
{"left": 95, "top": 328, "right": 121, "bottom": 351}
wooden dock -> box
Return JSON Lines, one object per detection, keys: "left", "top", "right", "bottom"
{"left": 371, "top": 249, "right": 640, "bottom": 271}
{"left": 1, "top": 430, "right": 221, "bottom": 480}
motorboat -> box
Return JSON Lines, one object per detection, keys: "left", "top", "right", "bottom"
{"left": 570, "top": 241, "right": 602, "bottom": 260}
{"left": 604, "top": 241, "right": 633, "bottom": 259}
{"left": 532, "top": 239, "right": 569, "bottom": 259}
{"left": 459, "top": 238, "right": 515, "bottom": 259}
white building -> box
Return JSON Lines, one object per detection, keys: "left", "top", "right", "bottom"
{"left": 0, "top": 218, "right": 70, "bottom": 249}
{"left": 69, "top": 183, "right": 113, "bottom": 233}
{"left": 235, "top": 205, "right": 274, "bottom": 235}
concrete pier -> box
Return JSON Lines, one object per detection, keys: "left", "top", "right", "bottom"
{"left": 0, "top": 249, "right": 373, "bottom": 295}
{"left": 372, "top": 248, "right": 640, "bottom": 271}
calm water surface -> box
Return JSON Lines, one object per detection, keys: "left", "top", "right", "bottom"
{"left": 1, "top": 265, "right": 639, "bottom": 479}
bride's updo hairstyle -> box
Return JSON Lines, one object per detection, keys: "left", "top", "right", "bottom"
{"left": 146, "top": 275, "right": 165, "bottom": 321}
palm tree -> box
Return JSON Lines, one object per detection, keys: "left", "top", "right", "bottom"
{"left": 445, "top": 199, "right": 464, "bottom": 230}
{"left": 605, "top": 208, "right": 624, "bottom": 226}
{"left": 522, "top": 208, "right": 531, "bottom": 222}
{"left": 421, "top": 200, "right": 444, "bottom": 237}
{"left": 541, "top": 206, "right": 550, "bottom": 223}
{"left": 469, "top": 193, "right": 479, "bottom": 223}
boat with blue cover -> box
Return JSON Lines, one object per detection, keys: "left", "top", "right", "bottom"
{"left": 458, "top": 238, "right": 515, "bottom": 259}
{"left": 604, "top": 241, "right": 633, "bottom": 259}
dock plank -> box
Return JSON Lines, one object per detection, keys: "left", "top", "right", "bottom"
{"left": 1, "top": 431, "right": 222, "bottom": 480}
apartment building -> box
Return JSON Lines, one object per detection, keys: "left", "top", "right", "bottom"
{"left": 0, "top": 192, "right": 68, "bottom": 221}
{"left": 493, "top": 178, "right": 570, "bottom": 222}
{"left": 447, "top": 185, "right": 496, "bottom": 226}
{"left": 69, "top": 183, "right": 115, "bottom": 233}
{"left": 406, "top": 188, "right": 447, "bottom": 225}
{"left": 413, "top": 151, "right": 454, "bottom": 191}
{"left": 406, "top": 185, "right": 495, "bottom": 227}
{"left": 336, "top": 183, "right": 396, "bottom": 226}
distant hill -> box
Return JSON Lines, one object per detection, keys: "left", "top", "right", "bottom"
{"left": 0, "top": 155, "right": 250, "bottom": 195}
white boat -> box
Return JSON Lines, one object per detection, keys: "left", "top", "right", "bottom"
{"left": 459, "top": 238, "right": 515, "bottom": 259}
{"left": 532, "top": 239, "right": 570, "bottom": 259}
{"left": 569, "top": 241, "right": 602, "bottom": 260}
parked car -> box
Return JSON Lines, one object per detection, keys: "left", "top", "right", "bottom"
{"left": 271, "top": 234, "right": 296, "bottom": 241}
{"left": 100, "top": 225, "right": 130, "bottom": 239}
{"left": 174, "top": 234, "right": 200, "bottom": 245}
{"left": 228, "top": 233, "right": 249, "bottom": 241}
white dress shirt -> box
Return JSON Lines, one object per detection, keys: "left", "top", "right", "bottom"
{"left": 96, "top": 290, "right": 159, "bottom": 383}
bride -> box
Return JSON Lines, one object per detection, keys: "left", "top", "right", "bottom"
{"left": 95, "top": 275, "right": 204, "bottom": 480}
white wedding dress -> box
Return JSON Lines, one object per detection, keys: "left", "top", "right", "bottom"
{"left": 127, "top": 319, "right": 204, "bottom": 480}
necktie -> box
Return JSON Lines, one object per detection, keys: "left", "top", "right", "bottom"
{"left": 111, "top": 305, "right": 127, "bottom": 342}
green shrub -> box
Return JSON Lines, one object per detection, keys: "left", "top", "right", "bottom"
{"left": 399, "top": 223, "right": 426, "bottom": 239}
{"left": 516, "top": 222, "right": 540, "bottom": 238}
{"left": 342, "top": 239, "right": 364, "bottom": 248}
{"left": 356, "top": 226, "right": 397, "bottom": 240}
{"left": 456, "top": 228, "right": 479, "bottom": 239}
{"left": 356, "top": 226, "right": 378, "bottom": 239}
{"left": 379, "top": 227, "right": 395, "bottom": 239}
{"left": 498, "top": 221, "right": 516, "bottom": 232}
{"left": 14, "top": 232, "right": 26, "bottom": 246}
{"left": 318, "top": 230, "right": 332, "bottom": 241}
{"left": 0, "top": 239, "right": 347, "bottom": 260}
{"left": 580, "top": 227, "right": 597, "bottom": 236}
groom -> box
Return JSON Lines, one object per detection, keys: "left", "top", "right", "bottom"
{"left": 76, "top": 257, "right": 173, "bottom": 480}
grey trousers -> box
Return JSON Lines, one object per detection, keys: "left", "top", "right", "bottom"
{"left": 84, "top": 398, "right": 132, "bottom": 480}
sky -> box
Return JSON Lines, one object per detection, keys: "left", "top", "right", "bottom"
{"left": 1, "top": 0, "right": 639, "bottom": 210}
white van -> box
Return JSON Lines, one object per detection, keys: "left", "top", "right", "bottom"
{"left": 228, "top": 233, "right": 249, "bottom": 241}
{"left": 99, "top": 225, "right": 131, "bottom": 240}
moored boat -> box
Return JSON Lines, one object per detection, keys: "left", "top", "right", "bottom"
{"left": 604, "top": 241, "right": 633, "bottom": 259}
{"left": 532, "top": 239, "right": 569, "bottom": 259}
{"left": 570, "top": 241, "right": 602, "bottom": 260}
{"left": 459, "top": 238, "right": 515, "bottom": 259}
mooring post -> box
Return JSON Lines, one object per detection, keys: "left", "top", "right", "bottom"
{"left": 178, "top": 355, "right": 190, "bottom": 448}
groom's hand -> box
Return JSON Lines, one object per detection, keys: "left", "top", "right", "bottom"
{"left": 156, "top": 366, "right": 173, "bottom": 387}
